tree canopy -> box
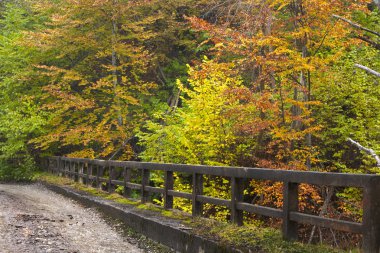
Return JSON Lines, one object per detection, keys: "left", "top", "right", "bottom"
{"left": 0, "top": 0, "right": 379, "bottom": 246}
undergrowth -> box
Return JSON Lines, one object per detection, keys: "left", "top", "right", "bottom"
{"left": 0, "top": 157, "right": 36, "bottom": 182}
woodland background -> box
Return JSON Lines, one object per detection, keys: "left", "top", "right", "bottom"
{"left": 0, "top": 0, "right": 379, "bottom": 248}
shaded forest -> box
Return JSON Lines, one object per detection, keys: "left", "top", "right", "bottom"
{"left": 0, "top": 0, "right": 379, "bottom": 247}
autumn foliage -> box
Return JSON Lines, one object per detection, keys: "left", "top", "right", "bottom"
{"left": 0, "top": 0, "right": 379, "bottom": 248}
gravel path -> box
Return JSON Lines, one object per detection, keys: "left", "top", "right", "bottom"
{"left": 0, "top": 183, "right": 144, "bottom": 253}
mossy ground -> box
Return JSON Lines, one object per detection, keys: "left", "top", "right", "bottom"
{"left": 36, "top": 173, "right": 357, "bottom": 253}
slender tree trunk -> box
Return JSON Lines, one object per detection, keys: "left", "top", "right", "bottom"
{"left": 290, "top": 0, "right": 312, "bottom": 169}
{"left": 302, "top": 45, "right": 312, "bottom": 169}
{"left": 256, "top": 3, "right": 275, "bottom": 154}
{"left": 112, "top": 0, "right": 122, "bottom": 126}
{"left": 290, "top": 0, "right": 302, "bottom": 132}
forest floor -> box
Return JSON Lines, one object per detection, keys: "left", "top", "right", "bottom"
{"left": 0, "top": 183, "right": 171, "bottom": 253}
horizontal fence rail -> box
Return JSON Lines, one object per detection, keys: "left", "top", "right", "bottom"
{"left": 46, "top": 156, "right": 380, "bottom": 252}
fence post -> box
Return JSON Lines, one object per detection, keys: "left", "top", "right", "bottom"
{"left": 192, "top": 173, "right": 203, "bottom": 216}
{"left": 164, "top": 171, "right": 174, "bottom": 209}
{"left": 95, "top": 165, "right": 100, "bottom": 189}
{"left": 70, "top": 162, "right": 75, "bottom": 180}
{"left": 65, "top": 161, "right": 70, "bottom": 178}
{"left": 141, "top": 169, "right": 150, "bottom": 203}
{"left": 362, "top": 177, "right": 380, "bottom": 253}
{"left": 86, "top": 163, "right": 91, "bottom": 186}
{"left": 46, "top": 158, "right": 51, "bottom": 173}
{"left": 79, "top": 162, "right": 83, "bottom": 184}
{"left": 52, "top": 158, "right": 56, "bottom": 173}
{"left": 74, "top": 162, "right": 79, "bottom": 182}
{"left": 49, "top": 158, "right": 52, "bottom": 173}
{"left": 54, "top": 157, "right": 57, "bottom": 175}
{"left": 283, "top": 181, "right": 299, "bottom": 241}
{"left": 108, "top": 166, "right": 114, "bottom": 193}
{"left": 231, "top": 177, "right": 244, "bottom": 225}
{"left": 58, "top": 158, "right": 63, "bottom": 176}
{"left": 73, "top": 162, "right": 76, "bottom": 181}
{"left": 124, "top": 167, "right": 132, "bottom": 197}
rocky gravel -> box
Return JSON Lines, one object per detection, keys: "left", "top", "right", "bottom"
{"left": 0, "top": 183, "right": 170, "bottom": 253}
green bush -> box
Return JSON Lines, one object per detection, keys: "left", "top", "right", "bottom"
{"left": 0, "top": 155, "right": 36, "bottom": 182}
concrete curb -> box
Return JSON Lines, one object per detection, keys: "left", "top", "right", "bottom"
{"left": 43, "top": 183, "right": 243, "bottom": 253}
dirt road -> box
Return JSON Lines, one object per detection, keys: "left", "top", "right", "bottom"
{"left": 0, "top": 183, "right": 150, "bottom": 253}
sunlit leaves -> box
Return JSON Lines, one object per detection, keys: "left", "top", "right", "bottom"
{"left": 139, "top": 59, "right": 255, "bottom": 166}
{"left": 26, "top": 0, "right": 159, "bottom": 158}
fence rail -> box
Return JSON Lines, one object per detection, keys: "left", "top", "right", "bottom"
{"left": 46, "top": 156, "right": 380, "bottom": 252}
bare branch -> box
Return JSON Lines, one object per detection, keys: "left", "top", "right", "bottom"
{"left": 354, "top": 35, "right": 380, "bottom": 50}
{"left": 354, "top": 64, "right": 380, "bottom": 78}
{"left": 308, "top": 186, "right": 334, "bottom": 244}
{"left": 166, "top": 89, "right": 181, "bottom": 114}
{"left": 332, "top": 14, "right": 380, "bottom": 37}
{"left": 347, "top": 138, "right": 380, "bottom": 167}
{"left": 158, "top": 64, "right": 168, "bottom": 84}
{"left": 108, "top": 136, "right": 134, "bottom": 161}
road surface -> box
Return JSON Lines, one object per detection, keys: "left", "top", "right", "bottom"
{"left": 0, "top": 183, "right": 154, "bottom": 253}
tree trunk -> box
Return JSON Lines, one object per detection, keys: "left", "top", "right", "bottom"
{"left": 112, "top": 0, "right": 122, "bottom": 126}
{"left": 290, "top": 0, "right": 312, "bottom": 169}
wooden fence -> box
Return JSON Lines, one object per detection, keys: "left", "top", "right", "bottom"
{"left": 46, "top": 156, "right": 380, "bottom": 252}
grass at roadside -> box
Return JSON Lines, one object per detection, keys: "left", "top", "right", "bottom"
{"left": 35, "top": 172, "right": 356, "bottom": 253}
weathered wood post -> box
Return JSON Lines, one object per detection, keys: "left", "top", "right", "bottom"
{"left": 231, "top": 177, "right": 244, "bottom": 225}
{"left": 68, "top": 161, "right": 71, "bottom": 178}
{"left": 50, "top": 158, "right": 53, "bottom": 173}
{"left": 99, "top": 165, "right": 106, "bottom": 190}
{"left": 53, "top": 158, "right": 56, "bottom": 173}
{"left": 164, "top": 171, "right": 174, "bottom": 209}
{"left": 52, "top": 157, "right": 55, "bottom": 174}
{"left": 141, "top": 169, "right": 150, "bottom": 203}
{"left": 192, "top": 173, "right": 203, "bottom": 216}
{"left": 283, "top": 181, "right": 299, "bottom": 241}
{"left": 95, "top": 165, "right": 100, "bottom": 189}
{"left": 108, "top": 165, "right": 114, "bottom": 193}
{"left": 64, "top": 161, "right": 69, "bottom": 178}
{"left": 46, "top": 158, "right": 51, "bottom": 173}
{"left": 74, "top": 162, "right": 79, "bottom": 182}
{"left": 86, "top": 162, "right": 91, "bottom": 186}
{"left": 58, "top": 158, "right": 63, "bottom": 176}
{"left": 79, "top": 162, "right": 84, "bottom": 184}
{"left": 54, "top": 158, "right": 57, "bottom": 174}
{"left": 362, "top": 176, "right": 380, "bottom": 253}
{"left": 73, "top": 162, "right": 76, "bottom": 181}
{"left": 71, "top": 162, "right": 75, "bottom": 181}
{"left": 123, "top": 166, "right": 132, "bottom": 198}
{"left": 68, "top": 161, "right": 71, "bottom": 179}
